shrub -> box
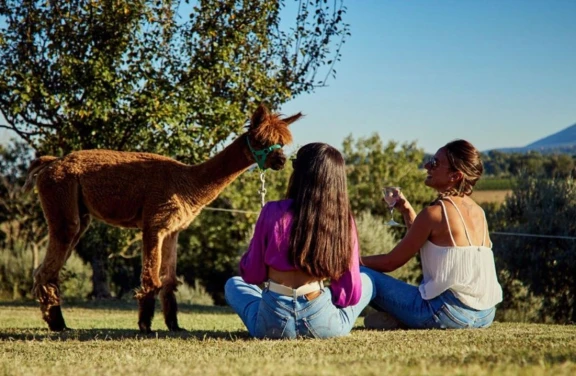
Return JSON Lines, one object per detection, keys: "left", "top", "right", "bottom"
{"left": 494, "top": 269, "right": 543, "bottom": 323}
{"left": 59, "top": 253, "right": 93, "bottom": 300}
{"left": 491, "top": 176, "right": 576, "bottom": 323}
{"left": 0, "top": 240, "right": 92, "bottom": 300}
{"left": 355, "top": 211, "right": 422, "bottom": 285}
{"left": 175, "top": 278, "right": 214, "bottom": 306}
{"left": 0, "top": 240, "right": 34, "bottom": 299}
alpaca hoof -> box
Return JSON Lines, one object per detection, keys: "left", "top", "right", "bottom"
{"left": 48, "top": 324, "right": 70, "bottom": 332}
{"left": 138, "top": 322, "right": 153, "bottom": 334}
{"left": 45, "top": 305, "right": 68, "bottom": 331}
{"left": 165, "top": 319, "right": 183, "bottom": 332}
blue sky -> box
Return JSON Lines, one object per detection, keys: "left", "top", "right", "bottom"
{"left": 1, "top": 1, "right": 575, "bottom": 154}
{"left": 281, "top": 0, "right": 576, "bottom": 154}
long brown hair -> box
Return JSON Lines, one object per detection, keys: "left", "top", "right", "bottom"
{"left": 286, "top": 143, "right": 353, "bottom": 280}
{"left": 443, "top": 139, "right": 484, "bottom": 197}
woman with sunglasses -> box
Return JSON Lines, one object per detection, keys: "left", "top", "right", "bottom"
{"left": 361, "top": 139, "right": 502, "bottom": 330}
{"left": 225, "top": 142, "right": 373, "bottom": 339}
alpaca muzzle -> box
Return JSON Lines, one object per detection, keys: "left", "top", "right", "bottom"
{"left": 266, "top": 150, "right": 287, "bottom": 171}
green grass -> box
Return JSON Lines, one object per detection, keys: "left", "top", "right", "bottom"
{"left": 1, "top": 300, "right": 575, "bottom": 376}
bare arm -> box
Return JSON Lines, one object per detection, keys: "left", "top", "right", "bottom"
{"left": 394, "top": 191, "right": 417, "bottom": 229}
{"left": 398, "top": 203, "right": 417, "bottom": 229}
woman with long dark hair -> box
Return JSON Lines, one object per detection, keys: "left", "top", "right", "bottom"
{"left": 362, "top": 139, "right": 503, "bottom": 330}
{"left": 225, "top": 143, "right": 373, "bottom": 339}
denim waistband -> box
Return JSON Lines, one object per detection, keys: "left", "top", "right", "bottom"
{"left": 266, "top": 280, "right": 324, "bottom": 297}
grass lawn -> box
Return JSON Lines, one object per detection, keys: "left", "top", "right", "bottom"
{"left": 1, "top": 300, "right": 575, "bottom": 376}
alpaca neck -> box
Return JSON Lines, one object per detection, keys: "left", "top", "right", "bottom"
{"left": 187, "top": 133, "right": 254, "bottom": 205}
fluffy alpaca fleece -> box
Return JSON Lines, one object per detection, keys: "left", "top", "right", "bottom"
{"left": 24, "top": 104, "right": 302, "bottom": 333}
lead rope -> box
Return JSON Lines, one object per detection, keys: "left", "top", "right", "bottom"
{"left": 258, "top": 171, "right": 267, "bottom": 208}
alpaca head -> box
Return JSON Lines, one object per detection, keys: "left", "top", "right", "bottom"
{"left": 246, "top": 104, "right": 303, "bottom": 170}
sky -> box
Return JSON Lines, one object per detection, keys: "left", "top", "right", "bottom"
{"left": 1, "top": 0, "right": 575, "bottom": 154}
{"left": 280, "top": 0, "right": 576, "bottom": 154}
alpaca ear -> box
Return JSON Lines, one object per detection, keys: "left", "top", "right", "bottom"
{"left": 250, "top": 104, "right": 269, "bottom": 128}
{"left": 282, "top": 112, "right": 304, "bottom": 126}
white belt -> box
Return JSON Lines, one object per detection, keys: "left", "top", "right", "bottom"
{"left": 266, "top": 280, "right": 324, "bottom": 297}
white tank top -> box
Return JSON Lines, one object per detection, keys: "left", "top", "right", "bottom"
{"left": 418, "top": 197, "right": 503, "bottom": 310}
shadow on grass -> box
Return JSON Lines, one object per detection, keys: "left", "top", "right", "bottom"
{"left": 0, "top": 299, "right": 232, "bottom": 315}
{"left": 0, "top": 327, "right": 251, "bottom": 342}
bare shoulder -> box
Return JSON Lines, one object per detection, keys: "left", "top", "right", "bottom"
{"left": 462, "top": 196, "right": 482, "bottom": 209}
{"left": 421, "top": 201, "right": 443, "bottom": 218}
{"left": 416, "top": 202, "right": 443, "bottom": 225}
{"left": 461, "top": 196, "right": 487, "bottom": 219}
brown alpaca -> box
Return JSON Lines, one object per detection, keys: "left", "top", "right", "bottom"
{"left": 23, "top": 104, "right": 302, "bottom": 333}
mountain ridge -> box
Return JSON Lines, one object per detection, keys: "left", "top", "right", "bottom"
{"left": 487, "top": 123, "right": 576, "bottom": 154}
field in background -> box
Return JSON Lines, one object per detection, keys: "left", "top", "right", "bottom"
{"left": 472, "top": 177, "right": 515, "bottom": 205}
{"left": 471, "top": 189, "right": 513, "bottom": 204}
{"left": 1, "top": 301, "right": 575, "bottom": 376}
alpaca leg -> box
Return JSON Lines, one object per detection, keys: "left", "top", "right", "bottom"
{"left": 136, "top": 230, "right": 164, "bottom": 333}
{"left": 159, "top": 232, "right": 183, "bottom": 331}
{"left": 34, "top": 181, "right": 82, "bottom": 331}
{"left": 70, "top": 212, "right": 92, "bottom": 250}
{"left": 34, "top": 226, "right": 80, "bottom": 331}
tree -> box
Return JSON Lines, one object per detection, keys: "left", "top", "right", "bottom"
{"left": 543, "top": 154, "right": 575, "bottom": 178}
{"left": 342, "top": 133, "right": 436, "bottom": 217}
{"left": 0, "top": 0, "right": 349, "bottom": 160}
{"left": 0, "top": 0, "right": 350, "bottom": 297}
{"left": 483, "top": 150, "right": 510, "bottom": 177}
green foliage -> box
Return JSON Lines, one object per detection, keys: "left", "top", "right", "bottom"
{"left": 58, "top": 253, "right": 94, "bottom": 299}
{"left": 494, "top": 269, "right": 543, "bottom": 323}
{"left": 355, "top": 211, "right": 421, "bottom": 285}
{"left": 0, "top": 240, "right": 34, "bottom": 299}
{"left": 474, "top": 177, "right": 516, "bottom": 191}
{"left": 0, "top": 0, "right": 349, "bottom": 160}
{"left": 543, "top": 154, "right": 576, "bottom": 178}
{"left": 342, "top": 134, "right": 436, "bottom": 217}
{"left": 0, "top": 143, "right": 47, "bottom": 300}
{"left": 483, "top": 150, "right": 576, "bottom": 179}
{"left": 490, "top": 176, "right": 576, "bottom": 323}
{"left": 355, "top": 211, "right": 397, "bottom": 256}
{"left": 0, "top": 239, "right": 91, "bottom": 300}
{"left": 174, "top": 278, "right": 214, "bottom": 306}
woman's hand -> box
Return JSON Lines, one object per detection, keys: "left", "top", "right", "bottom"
{"left": 382, "top": 188, "right": 412, "bottom": 214}
{"left": 382, "top": 189, "right": 417, "bottom": 229}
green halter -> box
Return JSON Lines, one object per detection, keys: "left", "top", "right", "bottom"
{"left": 246, "top": 136, "right": 283, "bottom": 170}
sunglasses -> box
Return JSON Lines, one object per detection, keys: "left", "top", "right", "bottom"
{"left": 425, "top": 157, "right": 440, "bottom": 170}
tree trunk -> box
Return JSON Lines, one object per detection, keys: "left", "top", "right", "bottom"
{"left": 76, "top": 235, "right": 112, "bottom": 300}
{"left": 90, "top": 251, "right": 112, "bottom": 299}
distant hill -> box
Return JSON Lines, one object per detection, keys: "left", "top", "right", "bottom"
{"left": 488, "top": 123, "right": 576, "bottom": 155}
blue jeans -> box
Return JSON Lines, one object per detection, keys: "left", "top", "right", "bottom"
{"left": 224, "top": 274, "right": 374, "bottom": 339}
{"left": 361, "top": 266, "right": 496, "bottom": 329}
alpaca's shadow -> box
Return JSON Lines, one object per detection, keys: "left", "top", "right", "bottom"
{"left": 1, "top": 301, "right": 246, "bottom": 341}
{"left": 0, "top": 300, "right": 233, "bottom": 315}
{"left": 0, "top": 327, "right": 250, "bottom": 342}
